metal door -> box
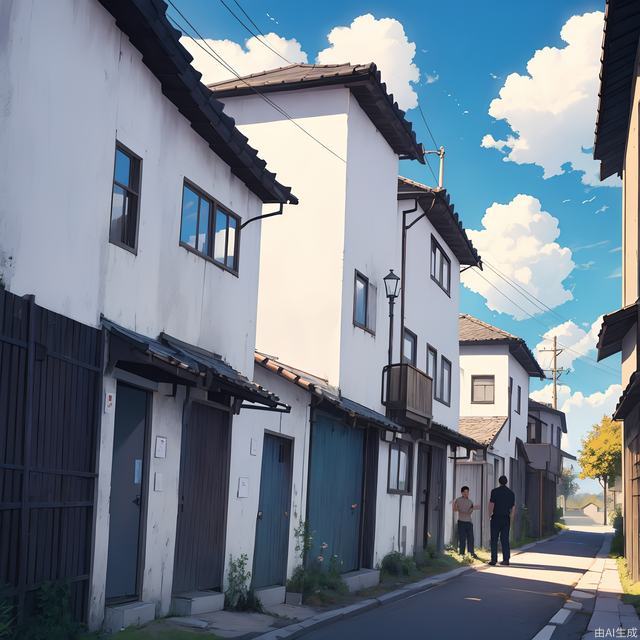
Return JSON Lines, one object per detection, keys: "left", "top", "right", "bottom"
{"left": 253, "top": 434, "right": 293, "bottom": 588}
{"left": 106, "top": 383, "right": 149, "bottom": 601}
{"left": 426, "top": 446, "right": 446, "bottom": 551}
{"left": 173, "top": 402, "right": 230, "bottom": 594}
{"left": 307, "top": 411, "right": 364, "bottom": 573}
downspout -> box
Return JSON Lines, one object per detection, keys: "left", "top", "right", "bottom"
{"left": 240, "top": 203, "right": 284, "bottom": 229}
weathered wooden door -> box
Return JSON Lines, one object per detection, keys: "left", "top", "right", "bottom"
{"left": 307, "top": 411, "right": 364, "bottom": 573}
{"left": 414, "top": 443, "right": 430, "bottom": 552}
{"left": 106, "top": 383, "right": 149, "bottom": 601}
{"left": 425, "top": 446, "right": 446, "bottom": 551}
{"left": 253, "top": 434, "right": 292, "bottom": 588}
{"left": 172, "top": 402, "right": 230, "bottom": 594}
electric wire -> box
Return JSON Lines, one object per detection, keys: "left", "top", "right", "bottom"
{"left": 166, "top": 2, "right": 346, "bottom": 163}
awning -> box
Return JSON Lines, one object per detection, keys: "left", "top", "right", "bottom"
{"left": 430, "top": 421, "right": 482, "bottom": 450}
{"left": 255, "top": 352, "right": 404, "bottom": 432}
{"left": 613, "top": 371, "right": 640, "bottom": 420}
{"left": 597, "top": 302, "right": 637, "bottom": 361}
{"left": 104, "top": 319, "right": 282, "bottom": 408}
{"left": 561, "top": 450, "right": 577, "bottom": 461}
{"left": 515, "top": 438, "right": 531, "bottom": 464}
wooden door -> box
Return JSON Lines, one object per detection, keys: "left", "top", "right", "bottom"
{"left": 426, "top": 446, "right": 446, "bottom": 551}
{"left": 172, "top": 402, "right": 230, "bottom": 594}
{"left": 414, "top": 443, "right": 429, "bottom": 552}
{"left": 253, "top": 434, "right": 292, "bottom": 588}
{"left": 307, "top": 411, "right": 364, "bottom": 573}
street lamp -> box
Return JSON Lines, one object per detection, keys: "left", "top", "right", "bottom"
{"left": 383, "top": 269, "right": 401, "bottom": 365}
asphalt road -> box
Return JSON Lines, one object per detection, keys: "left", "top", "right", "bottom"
{"left": 302, "top": 529, "right": 604, "bottom": 640}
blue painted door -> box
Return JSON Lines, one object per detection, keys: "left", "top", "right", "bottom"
{"left": 307, "top": 412, "right": 365, "bottom": 573}
{"left": 253, "top": 434, "right": 293, "bottom": 588}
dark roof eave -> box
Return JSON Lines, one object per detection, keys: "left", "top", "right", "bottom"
{"left": 596, "top": 301, "right": 638, "bottom": 361}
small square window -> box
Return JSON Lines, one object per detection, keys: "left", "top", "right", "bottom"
{"left": 353, "top": 271, "right": 377, "bottom": 334}
{"left": 403, "top": 329, "right": 417, "bottom": 366}
{"left": 437, "top": 356, "right": 452, "bottom": 406}
{"left": 110, "top": 143, "right": 141, "bottom": 252}
{"left": 471, "top": 375, "right": 495, "bottom": 404}
{"left": 427, "top": 345, "right": 438, "bottom": 398}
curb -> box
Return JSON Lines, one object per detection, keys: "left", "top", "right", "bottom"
{"left": 257, "top": 535, "right": 563, "bottom": 640}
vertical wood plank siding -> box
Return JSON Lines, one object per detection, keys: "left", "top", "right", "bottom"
{"left": 509, "top": 456, "right": 528, "bottom": 542}
{"left": 172, "top": 402, "right": 230, "bottom": 594}
{"left": 307, "top": 411, "right": 365, "bottom": 573}
{"left": 0, "top": 288, "right": 102, "bottom": 622}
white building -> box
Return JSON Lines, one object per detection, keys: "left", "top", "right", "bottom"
{"left": 457, "top": 315, "right": 545, "bottom": 546}
{"left": 209, "top": 64, "right": 481, "bottom": 587}
{"left": 0, "top": 0, "right": 295, "bottom": 631}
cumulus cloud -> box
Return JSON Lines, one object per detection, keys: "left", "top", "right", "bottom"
{"left": 461, "top": 195, "right": 574, "bottom": 319}
{"left": 596, "top": 205, "right": 609, "bottom": 214}
{"left": 530, "top": 382, "right": 621, "bottom": 455}
{"left": 316, "top": 14, "right": 420, "bottom": 110}
{"left": 481, "top": 12, "right": 618, "bottom": 188}
{"left": 180, "top": 33, "right": 308, "bottom": 85}
{"left": 535, "top": 316, "right": 603, "bottom": 371}
{"left": 425, "top": 72, "right": 439, "bottom": 84}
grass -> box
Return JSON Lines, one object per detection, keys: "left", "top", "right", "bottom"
{"left": 80, "top": 621, "right": 220, "bottom": 640}
{"left": 615, "top": 557, "right": 640, "bottom": 616}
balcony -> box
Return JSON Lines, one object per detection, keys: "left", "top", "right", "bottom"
{"left": 381, "top": 363, "right": 433, "bottom": 428}
{"left": 523, "top": 443, "right": 563, "bottom": 477}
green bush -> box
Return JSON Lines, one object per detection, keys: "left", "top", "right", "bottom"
{"left": 555, "top": 506, "right": 564, "bottom": 520}
{"left": 19, "top": 582, "right": 81, "bottom": 640}
{"left": 287, "top": 554, "right": 348, "bottom": 603}
{"left": 224, "top": 554, "right": 262, "bottom": 612}
{"left": 610, "top": 506, "right": 623, "bottom": 533}
{"left": 380, "top": 552, "right": 416, "bottom": 577}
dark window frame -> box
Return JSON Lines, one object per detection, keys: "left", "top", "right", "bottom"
{"left": 402, "top": 328, "right": 418, "bottom": 366}
{"left": 430, "top": 235, "right": 452, "bottom": 296}
{"left": 353, "top": 270, "right": 376, "bottom": 335}
{"left": 436, "top": 356, "right": 452, "bottom": 406}
{"left": 471, "top": 375, "right": 495, "bottom": 404}
{"left": 179, "top": 178, "right": 241, "bottom": 275}
{"left": 109, "top": 141, "right": 142, "bottom": 254}
{"left": 387, "top": 440, "right": 413, "bottom": 495}
{"left": 426, "top": 344, "right": 438, "bottom": 400}
{"left": 515, "top": 385, "right": 522, "bottom": 414}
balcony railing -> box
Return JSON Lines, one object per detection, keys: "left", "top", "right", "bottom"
{"left": 381, "top": 363, "right": 433, "bottom": 427}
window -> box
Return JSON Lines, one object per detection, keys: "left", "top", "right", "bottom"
{"left": 180, "top": 181, "right": 240, "bottom": 273}
{"left": 515, "top": 385, "right": 522, "bottom": 414}
{"left": 527, "top": 419, "right": 541, "bottom": 443}
{"left": 388, "top": 441, "right": 412, "bottom": 494}
{"left": 353, "top": 271, "right": 377, "bottom": 333}
{"left": 436, "top": 356, "right": 452, "bottom": 406}
{"left": 471, "top": 375, "right": 495, "bottom": 403}
{"left": 557, "top": 427, "right": 562, "bottom": 447}
{"left": 430, "top": 236, "right": 451, "bottom": 295}
{"left": 110, "top": 143, "right": 141, "bottom": 251}
{"left": 427, "top": 345, "right": 438, "bottom": 398}
{"left": 403, "top": 329, "right": 417, "bottom": 366}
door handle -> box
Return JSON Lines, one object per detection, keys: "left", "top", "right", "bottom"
{"left": 284, "top": 511, "right": 289, "bottom": 518}
{"left": 132, "top": 495, "right": 141, "bottom": 507}
{"left": 351, "top": 503, "right": 358, "bottom": 510}
{"left": 257, "top": 511, "right": 263, "bottom": 519}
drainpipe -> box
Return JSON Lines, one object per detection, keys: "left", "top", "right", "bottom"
{"left": 240, "top": 203, "right": 284, "bottom": 229}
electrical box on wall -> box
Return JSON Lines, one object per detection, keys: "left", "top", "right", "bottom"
{"left": 237, "top": 477, "right": 249, "bottom": 498}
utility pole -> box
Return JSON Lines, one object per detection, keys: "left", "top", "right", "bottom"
{"left": 539, "top": 336, "right": 565, "bottom": 409}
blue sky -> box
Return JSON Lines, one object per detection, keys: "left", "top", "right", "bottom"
{"left": 175, "top": 0, "right": 620, "bottom": 491}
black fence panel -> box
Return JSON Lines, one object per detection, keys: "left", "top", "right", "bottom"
{"left": 0, "top": 288, "right": 102, "bottom": 623}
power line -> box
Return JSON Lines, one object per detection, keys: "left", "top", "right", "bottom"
{"left": 232, "top": 0, "right": 267, "bottom": 36}
{"left": 417, "top": 103, "right": 439, "bottom": 149}
{"left": 166, "top": 2, "right": 346, "bottom": 163}
{"left": 424, "top": 157, "right": 439, "bottom": 185}
{"left": 217, "top": 0, "right": 293, "bottom": 66}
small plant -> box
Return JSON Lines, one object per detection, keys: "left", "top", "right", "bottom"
{"left": 224, "top": 554, "right": 262, "bottom": 612}
{"left": 381, "top": 551, "right": 416, "bottom": 577}
{"left": 19, "top": 582, "right": 81, "bottom": 640}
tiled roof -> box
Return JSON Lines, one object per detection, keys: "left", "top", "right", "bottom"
{"left": 397, "top": 177, "right": 481, "bottom": 267}
{"left": 597, "top": 301, "right": 637, "bottom": 361}
{"left": 458, "top": 416, "right": 508, "bottom": 447}
{"left": 528, "top": 398, "right": 567, "bottom": 432}
{"left": 594, "top": 0, "right": 640, "bottom": 179}
{"left": 255, "top": 352, "right": 404, "bottom": 432}
{"left": 208, "top": 63, "right": 424, "bottom": 162}
{"left": 98, "top": 0, "right": 297, "bottom": 204}
{"left": 430, "top": 421, "right": 482, "bottom": 450}
{"left": 459, "top": 314, "right": 545, "bottom": 378}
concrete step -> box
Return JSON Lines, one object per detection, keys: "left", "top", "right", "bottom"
{"left": 255, "top": 585, "right": 286, "bottom": 607}
{"left": 104, "top": 601, "right": 155, "bottom": 633}
{"left": 342, "top": 569, "right": 380, "bottom": 593}
{"left": 171, "top": 591, "right": 225, "bottom": 616}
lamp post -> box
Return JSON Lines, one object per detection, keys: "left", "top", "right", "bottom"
{"left": 383, "top": 269, "right": 401, "bottom": 366}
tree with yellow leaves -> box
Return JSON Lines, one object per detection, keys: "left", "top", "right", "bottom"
{"left": 578, "top": 416, "right": 622, "bottom": 525}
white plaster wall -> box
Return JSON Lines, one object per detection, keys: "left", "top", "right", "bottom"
{"left": 0, "top": 0, "right": 264, "bottom": 376}
{"left": 225, "top": 368, "right": 312, "bottom": 584}
{"left": 218, "top": 88, "right": 350, "bottom": 385}
{"left": 508, "top": 357, "right": 531, "bottom": 448}
{"left": 459, "top": 344, "right": 510, "bottom": 417}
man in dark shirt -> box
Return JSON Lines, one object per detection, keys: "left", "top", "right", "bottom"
{"left": 488, "top": 475, "right": 515, "bottom": 566}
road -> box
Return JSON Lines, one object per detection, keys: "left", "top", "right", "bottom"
{"left": 302, "top": 528, "right": 605, "bottom": 640}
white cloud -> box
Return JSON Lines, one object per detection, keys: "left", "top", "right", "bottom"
{"left": 582, "top": 195, "right": 596, "bottom": 204}
{"left": 573, "top": 240, "right": 608, "bottom": 251}
{"left": 461, "top": 195, "right": 574, "bottom": 319}
{"left": 425, "top": 72, "right": 439, "bottom": 84}
{"left": 316, "top": 14, "right": 420, "bottom": 111}
{"left": 610, "top": 246, "right": 622, "bottom": 253}
{"left": 481, "top": 12, "right": 619, "bottom": 188}
{"left": 608, "top": 267, "right": 622, "bottom": 279}
{"left": 562, "top": 199, "right": 572, "bottom": 203}
{"left": 530, "top": 382, "right": 621, "bottom": 455}
{"left": 180, "top": 33, "right": 308, "bottom": 85}
{"left": 535, "top": 316, "right": 603, "bottom": 371}
{"left": 595, "top": 205, "right": 609, "bottom": 214}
